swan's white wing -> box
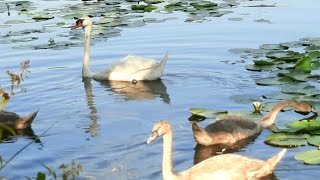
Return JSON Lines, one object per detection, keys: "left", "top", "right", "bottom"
{"left": 109, "top": 55, "right": 157, "bottom": 73}
{"left": 93, "top": 53, "right": 168, "bottom": 81}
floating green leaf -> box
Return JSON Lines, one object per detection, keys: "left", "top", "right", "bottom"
{"left": 189, "top": 108, "right": 227, "bottom": 119}
{"left": 265, "top": 133, "right": 310, "bottom": 141}
{"left": 307, "top": 136, "right": 320, "bottom": 146}
{"left": 265, "top": 133, "right": 309, "bottom": 147}
{"left": 255, "top": 76, "right": 293, "bottom": 86}
{"left": 294, "top": 55, "right": 312, "bottom": 73}
{"left": 245, "top": 64, "right": 276, "bottom": 71}
{"left": 259, "top": 44, "right": 288, "bottom": 50}
{"left": 265, "top": 137, "right": 308, "bottom": 147}
{"left": 294, "top": 150, "right": 320, "bottom": 165}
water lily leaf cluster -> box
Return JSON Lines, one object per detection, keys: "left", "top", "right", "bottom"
{"left": 230, "top": 38, "right": 320, "bottom": 111}
{"left": 231, "top": 37, "right": 320, "bottom": 164}
{"left": 266, "top": 119, "right": 320, "bottom": 164}
{"left": 0, "top": 0, "right": 264, "bottom": 50}
{"left": 188, "top": 107, "right": 263, "bottom": 122}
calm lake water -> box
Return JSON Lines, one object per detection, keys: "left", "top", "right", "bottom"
{"left": 1, "top": 0, "right": 320, "bottom": 179}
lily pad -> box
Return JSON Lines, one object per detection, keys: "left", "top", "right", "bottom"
{"left": 294, "top": 55, "right": 312, "bottom": 73}
{"left": 131, "top": 5, "right": 157, "bottom": 12}
{"left": 32, "top": 15, "right": 54, "bottom": 21}
{"left": 264, "top": 133, "right": 310, "bottom": 147}
{"left": 253, "top": 60, "right": 275, "bottom": 66}
{"left": 265, "top": 137, "right": 308, "bottom": 147}
{"left": 190, "top": 2, "right": 218, "bottom": 10}
{"left": 259, "top": 44, "right": 288, "bottom": 51}
{"left": 307, "top": 135, "right": 320, "bottom": 146}
{"left": 245, "top": 64, "right": 276, "bottom": 71}
{"left": 189, "top": 108, "right": 227, "bottom": 119}
{"left": 266, "top": 51, "right": 299, "bottom": 60}
{"left": 255, "top": 76, "right": 293, "bottom": 86}
{"left": 287, "top": 120, "right": 320, "bottom": 133}
{"left": 265, "top": 133, "right": 310, "bottom": 141}
{"left": 294, "top": 149, "right": 320, "bottom": 165}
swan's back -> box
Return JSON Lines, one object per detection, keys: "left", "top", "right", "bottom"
{"left": 206, "top": 115, "right": 261, "bottom": 133}
{"left": 110, "top": 55, "right": 157, "bottom": 73}
{"left": 192, "top": 115, "right": 263, "bottom": 146}
{"left": 93, "top": 53, "right": 168, "bottom": 81}
{"left": 179, "top": 149, "right": 286, "bottom": 180}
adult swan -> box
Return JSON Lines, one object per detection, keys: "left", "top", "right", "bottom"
{"left": 72, "top": 16, "right": 168, "bottom": 82}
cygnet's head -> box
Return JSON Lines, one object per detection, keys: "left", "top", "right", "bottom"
{"left": 147, "top": 120, "right": 172, "bottom": 144}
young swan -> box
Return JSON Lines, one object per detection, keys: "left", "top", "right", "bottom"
{"left": 0, "top": 92, "right": 38, "bottom": 129}
{"left": 0, "top": 110, "right": 39, "bottom": 129}
{"left": 192, "top": 100, "right": 317, "bottom": 146}
{"left": 147, "top": 121, "right": 286, "bottom": 180}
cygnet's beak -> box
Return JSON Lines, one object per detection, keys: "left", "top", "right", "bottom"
{"left": 147, "top": 131, "right": 158, "bottom": 144}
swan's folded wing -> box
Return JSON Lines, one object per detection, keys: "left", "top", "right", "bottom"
{"left": 109, "top": 55, "right": 157, "bottom": 74}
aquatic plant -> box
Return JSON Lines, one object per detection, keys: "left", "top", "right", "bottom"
{"left": 230, "top": 37, "right": 320, "bottom": 164}
{"left": 29, "top": 160, "right": 83, "bottom": 180}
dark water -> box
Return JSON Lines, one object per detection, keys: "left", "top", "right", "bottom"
{"left": 0, "top": 0, "right": 320, "bottom": 179}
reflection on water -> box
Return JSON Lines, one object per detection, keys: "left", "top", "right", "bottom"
{"left": 193, "top": 136, "right": 278, "bottom": 180}
{"left": 83, "top": 78, "right": 100, "bottom": 137}
{"left": 193, "top": 136, "right": 258, "bottom": 165}
{"left": 98, "top": 80, "right": 170, "bottom": 103}
{"left": 1, "top": 127, "right": 41, "bottom": 144}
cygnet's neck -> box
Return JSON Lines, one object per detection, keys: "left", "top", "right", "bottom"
{"left": 260, "top": 100, "right": 298, "bottom": 128}
{"left": 83, "top": 25, "right": 91, "bottom": 77}
{"left": 162, "top": 131, "right": 178, "bottom": 180}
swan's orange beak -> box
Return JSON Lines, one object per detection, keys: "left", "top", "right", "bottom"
{"left": 71, "top": 19, "right": 84, "bottom": 30}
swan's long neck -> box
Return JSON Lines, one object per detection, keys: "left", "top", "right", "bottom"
{"left": 83, "top": 25, "right": 91, "bottom": 77}
{"left": 162, "top": 131, "right": 177, "bottom": 180}
{"left": 260, "top": 100, "right": 299, "bottom": 128}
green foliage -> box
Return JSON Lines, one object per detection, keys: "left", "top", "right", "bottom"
{"left": 294, "top": 149, "right": 320, "bottom": 165}
{"left": 189, "top": 108, "right": 227, "bottom": 119}
{"left": 131, "top": 5, "right": 157, "bottom": 12}
{"left": 36, "top": 172, "right": 46, "bottom": 180}
{"left": 294, "top": 55, "right": 312, "bottom": 73}
{"left": 29, "top": 160, "right": 83, "bottom": 180}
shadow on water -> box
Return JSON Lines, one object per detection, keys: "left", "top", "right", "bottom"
{"left": 193, "top": 136, "right": 259, "bottom": 165}
{"left": 98, "top": 79, "right": 170, "bottom": 104}
{"left": 1, "top": 127, "right": 42, "bottom": 145}
{"left": 193, "top": 136, "right": 278, "bottom": 180}
{"left": 82, "top": 77, "right": 100, "bottom": 137}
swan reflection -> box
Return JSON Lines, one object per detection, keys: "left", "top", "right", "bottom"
{"left": 193, "top": 136, "right": 258, "bottom": 165}
{"left": 99, "top": 79, "right": 170, "bottom": 103}
{"left": 82, "top": 78, "right": 100, "bottom": 137}
{"left": 0, "top": 127, "right": 42, "bottom": 144}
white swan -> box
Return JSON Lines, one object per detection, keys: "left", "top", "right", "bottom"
{"left": 71, "top": 16, "right": 168, "bottom": 82}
